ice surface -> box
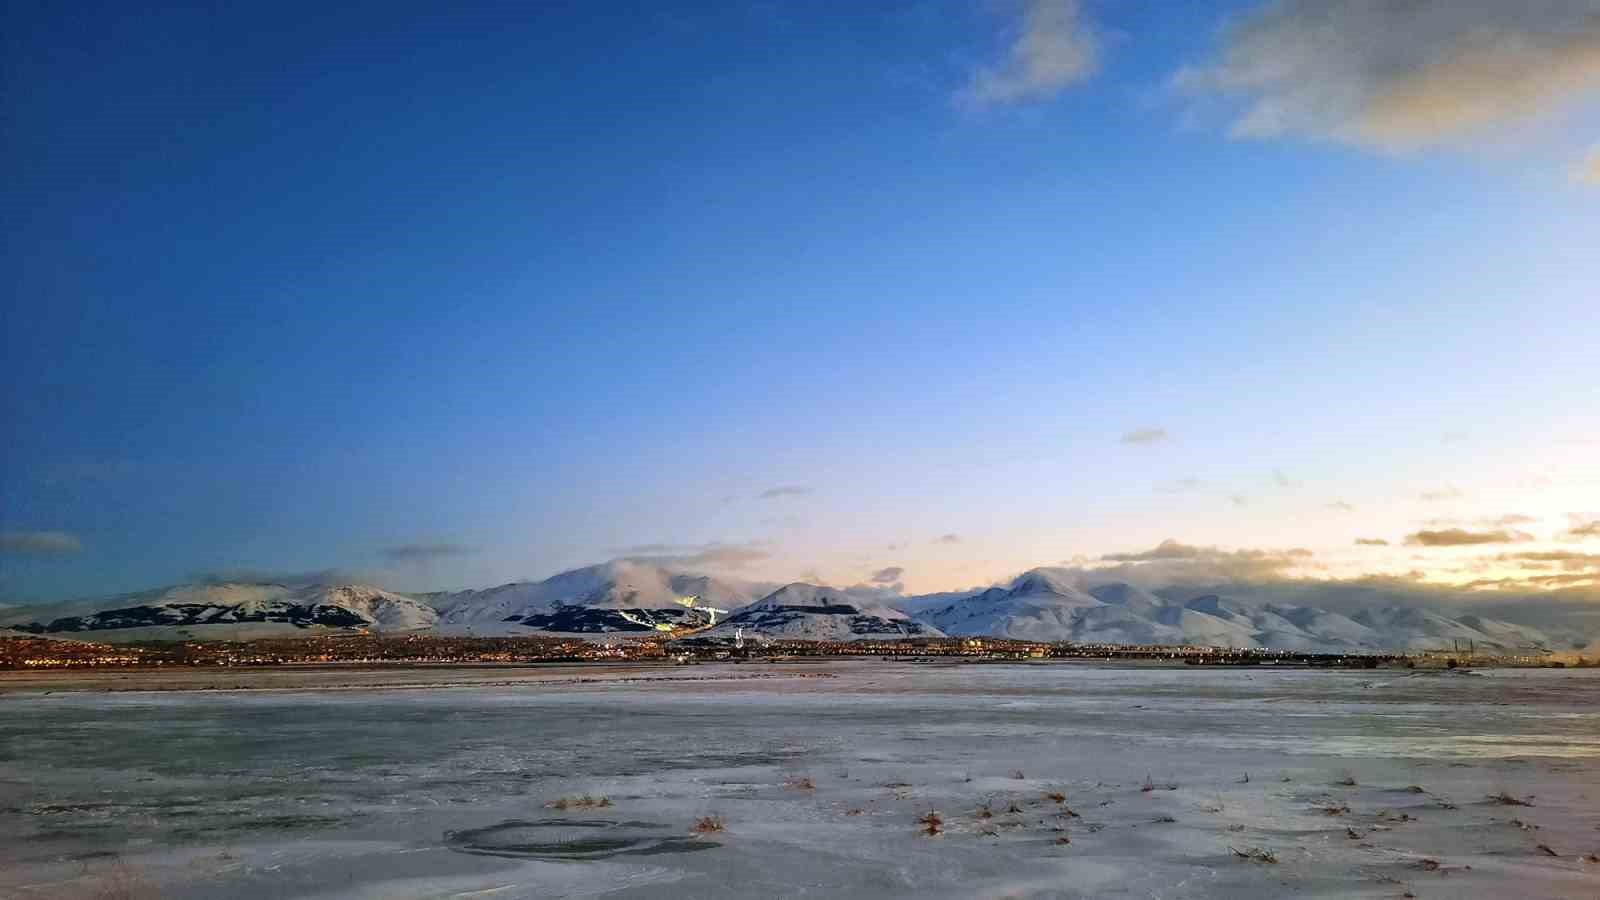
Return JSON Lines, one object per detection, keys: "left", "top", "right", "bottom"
{"left": 2, "top": 663, "right": 1597, "bottom": 898}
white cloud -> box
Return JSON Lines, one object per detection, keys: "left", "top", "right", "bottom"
{"left": 957, "top": 0, "right": 1100, "bottom": 107}
{"left": 1174, "top": 0, "right": 1600, "bottom": 174}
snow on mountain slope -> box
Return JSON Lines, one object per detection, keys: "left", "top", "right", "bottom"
{"left": 706, "top": 583, "right": 941, "bottom": 641}
{"left": 909, "top": 571, "right": 1559, "bottom": 652}
{"left": 429, "top": 561, "right": 764, "bottom": 636}
{"left": 0, "top": 583, "right": 436, "bottom": 640}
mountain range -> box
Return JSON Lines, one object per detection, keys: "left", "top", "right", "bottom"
{"left": 0, "top": 562, "right": 1578, "bottom": 652}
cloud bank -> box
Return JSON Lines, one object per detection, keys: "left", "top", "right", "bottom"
{"left": 758, "top": 485, "right": 813, "bottom": 500}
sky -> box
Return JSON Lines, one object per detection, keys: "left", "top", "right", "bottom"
{"left": 3, "top": 0, "right": 1599, "bottom": 612}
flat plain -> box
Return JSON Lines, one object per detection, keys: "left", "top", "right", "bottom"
{"left": 2, "top": 661, "right": 1597, "bottom": 899}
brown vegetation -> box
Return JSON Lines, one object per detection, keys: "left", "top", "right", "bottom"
{"left": 547, "top": 795, "right": 611, "bottom": 811}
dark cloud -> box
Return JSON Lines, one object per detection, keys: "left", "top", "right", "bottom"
{"left": 1404, "top": 528, "right": 1532, "bottom": 547}
{"left": 870, "top": 566, "right": 905, "bottom": 584}
{"left": 0, "top": 531, "right": 83, "bottom": 556}
{"left": 934, "top": 533, "right": 963, "bottom": 545}
{"left": 1354, "top": 537, "right": 1389, "bottom": 546}
{"left": 381, "top": 543, "right": 476, "bottom": 563}
{"left": 758, "top": 485, "right": 813, "bottom": 500}
{"left": 1120, "top": 427, "right": 1169, "bottom": 445}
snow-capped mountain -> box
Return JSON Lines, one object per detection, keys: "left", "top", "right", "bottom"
{"left": 910, "top": 568, "right": 1558, "bottom": 652}
{"left": 428, "top": 560, "right": 765, "bottom": 636}
{"left": 706, "top": 583, "right": 941, "bottom": 641}
{"left": 3, "top": 562, "right": 1574, "bottom": 650}
{"left": 0, "top": 583, "right": 436, "bottom": 641}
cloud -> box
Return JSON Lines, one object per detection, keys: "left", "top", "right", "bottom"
{"left": 758, "top": 485, "right": 813, "bottom": 500}
{"left": 381, "top": 543, "right": 476, "bottom": 563}
{"left": 617, "top": 541, "right": 773, "bottom": 570}
{"left": 1328, "top": 501, "right": 1356, "bottom": 512}
{"left": 1228, "top": 493, "right": 1250, "bottom": 508}
{"left": 957, "top": 0, "right": 1100, "bottom": 107}
{"left": 1174, "top": 0, "right": 1600, "bottom": 172}
{"left": 1354, "top": 537, "right": 1390, "bottom": 546}
{"left": 870, "top": 566, "right": 905, "bottom": 584}
{"left": 1563, "top": 519, "right": 1600, "bottom": 540}
{"left": 1099, "top": 538, "right": 1314, "bottom": 582}
{"left": 1577, "top": 146, "right": 1600, "bottom": 184}
{"left": 192, "top": 567, "right": 386, "bottom": 587}
{"left": 0, "top": 530, "right": 83, "bottom": 556}
{"left": 1499, "top": 550, "right": 1600, "bottom": 570}
{"left": 1158, "top": 477, "right": 1203, "bottom": 493}
{"left": 1272, "top": 469, "right": 1301, "bottom": 488}
{"left": 935, "top": 533, "right": 963, "bottom": 544}
{"left": 34, "top": 460, "right": 136, "bottom": 486}
{"left": 1120, "top": 426, "right": 1169, "bottom": 445}
{"left": 1419, "top": 485, "right": 1464, "bottom": 502}
{"left": 1483, "top": 514, "right": 1538, "bottom": 527}
{"left": 1404, "top": 527, "right": 1533, "bottom": 547}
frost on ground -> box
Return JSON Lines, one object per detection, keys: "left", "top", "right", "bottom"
{"left": 1, "top": 663, "right": 1597, "bottom": 899}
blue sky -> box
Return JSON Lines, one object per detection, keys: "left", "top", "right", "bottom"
{"left": 4, "top": 0, "right": 1599, "bottom": 602}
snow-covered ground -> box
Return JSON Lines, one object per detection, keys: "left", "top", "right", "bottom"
{"left": 2, "top": 662, "right": 1597, "bottom": 898}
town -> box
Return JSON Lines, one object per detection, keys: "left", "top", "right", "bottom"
{"left": 2, "top": 632, "right": 1584, "bottom": 671}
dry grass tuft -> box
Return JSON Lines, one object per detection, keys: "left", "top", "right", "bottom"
{"left": 1536, "top": 843, "right": 1560, "bottom": 858}
{"left": 974, "top": 802, "right": 994, "bottom": 820}
{"left": 1316, "top": 802, "right": 1351, "bottom": 817}
{"left": 1044, "top": 791, "right": 1066, "bottom": 804}
{"left": 1229, "top": 846, "right": 1278, "bottom": 864}
{"left": 1054, "top": 835, "right": 1072, "bottom": 845}
{"left": 1486, "top": 791, "right": 1532, "bottom": 807}
{"left": 1151, "top": 815, "right": 1177, "bottom": 824}
{"left": 547, "top": 795, "right": 611, "bottom": 811}
{"left": 1416, "top": 858, "right": 1441, "bottom": 871}
{"left": 918, "top": 811, "right": 943, "bottom": 836}
{"left": 691, "top": 816, "right": 724, "bottom": 834}
{"left": 1140, "top": 774, "right": 1177, "bottom": 793}
{"left": 784, "top": 776, "right": 816, "bottom": 791}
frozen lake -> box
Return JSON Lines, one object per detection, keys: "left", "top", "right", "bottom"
{"left": 2, "top": 662, "right": 1597, "bottom": 898}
